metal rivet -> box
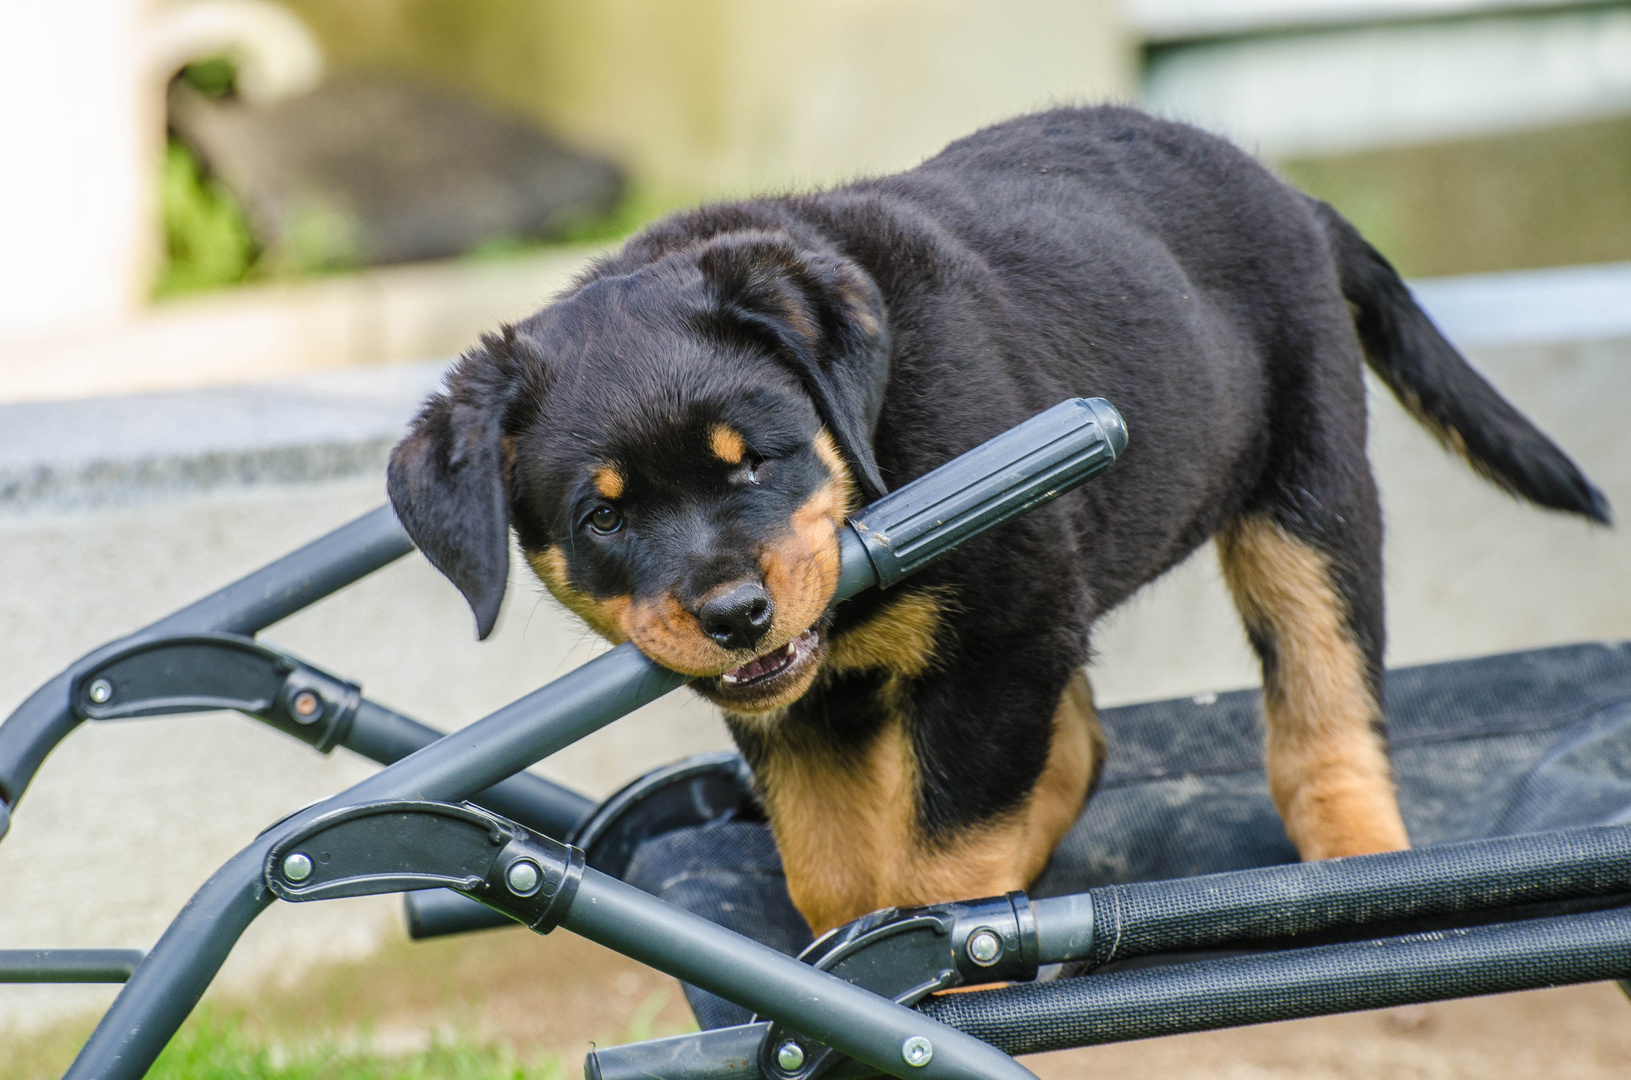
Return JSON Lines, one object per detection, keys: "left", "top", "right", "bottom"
{"left": 88, "top": 679, "right": 113, "bottom": 705}
{"left": 902, "top": 1036, "right": 933, "bottom": 1067}
{"left": 292, "top": 690, "right": 321, "bottom": 719}
{"left": 281, "top": 852, "right": 313, "bottom": 883}
{"left": 776, "top": 1040, "right": 806, "bottom": 1072}
{"left": 506, "top": 859, "right": 541, "bottom": 894}
{"left": 966, "top": 928, "right": 1003, "bottom": 966}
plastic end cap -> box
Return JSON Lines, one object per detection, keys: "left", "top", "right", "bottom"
{"left": 1087, "top": 398, "right": 1128, "bottom": 458}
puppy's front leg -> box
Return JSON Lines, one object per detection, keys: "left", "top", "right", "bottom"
{"left": 744, "top": 668, "right": 1102, "bottom": 937}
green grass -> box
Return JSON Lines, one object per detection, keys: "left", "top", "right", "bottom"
{"left": 3, "top": 1008, "right": 569, "bottom": 1080}
{"left": 154, "top": 139, "right": 259, "bottom": 299}
{"left": 0, "top": 924, "right": 696, "bottom": 1080}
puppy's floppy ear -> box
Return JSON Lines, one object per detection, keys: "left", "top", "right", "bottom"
{"left": 388, "top": 333, "right": 528, "bottom": 640}
{"left": 696, "top": 231, "right": 891, "bottom": 500}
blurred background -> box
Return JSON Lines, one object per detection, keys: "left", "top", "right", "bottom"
{"left": 5, "top": 0, "right": 1630, "bottom": 397}
{"left": 3, "top": 1, "right": 1631, "bottom": 1077}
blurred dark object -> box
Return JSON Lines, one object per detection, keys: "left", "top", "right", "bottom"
{"left": 1282, "top": 114, "right": 1631, "bottom": 279}
{"left": 168, "top": 75, "right": 625, "bottom": 270}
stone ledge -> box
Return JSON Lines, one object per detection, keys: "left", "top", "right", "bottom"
{"left": 3, "top": 261, "right": 1627, "bottom": 515}
{"left": 0, "top": 361, "right": 447, "bottom": 514}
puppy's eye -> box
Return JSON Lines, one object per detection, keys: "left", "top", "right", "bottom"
{"left": 587, "top": 505, "right": 623, "bottom": 534}
{"left": 746, "top": 456, "right": 767, "bottom": 485}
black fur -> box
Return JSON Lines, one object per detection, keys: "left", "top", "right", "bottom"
{"left": 389, "top": 106, "right": 1608, "bottom": 844}
{"left": 1310, "top": 200, "right": 1611, "bottom": 525}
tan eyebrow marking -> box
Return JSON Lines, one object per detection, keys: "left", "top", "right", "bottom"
{"left": 591, "top": 465, "right": 624, "bottom": 500}
{"left": 710, "top": 424, "right": 747, "bottom": 465}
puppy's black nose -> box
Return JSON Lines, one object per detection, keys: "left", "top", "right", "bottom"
{"left": 699, "top": 583, "right": 775, "bottom": 651}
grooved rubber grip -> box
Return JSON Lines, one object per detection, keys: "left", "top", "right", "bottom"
{"left": 850, "top": 397, "right": 1126, "bottom": 588}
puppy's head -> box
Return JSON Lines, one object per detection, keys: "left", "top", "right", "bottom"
{"left": 388, "top": 229, "right": 889, "bottom": 713}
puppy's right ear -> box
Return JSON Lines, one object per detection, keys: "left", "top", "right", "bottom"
{"left": 388, "top": 336, "right": 522, "bottom": 640}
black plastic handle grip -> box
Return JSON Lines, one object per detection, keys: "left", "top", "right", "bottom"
{"left": 850, "top": 397, "right": 1126, "bottom": 588}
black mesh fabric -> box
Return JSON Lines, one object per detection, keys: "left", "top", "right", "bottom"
{"left": 621, "top": 821, "right": 812, "bottom": 1030}
{"left": 917, "top": 906, "right": 1631, "bottom": 1054}
{"left": 618, "top": 641, "right": 1631, "bottom": 1029}
{"left": 1037, "top": 640, "right": 1631, "bottom": 889}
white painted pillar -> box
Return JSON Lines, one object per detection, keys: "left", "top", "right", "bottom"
{"left": 0, "top": 0, "right": 155, "bottom": 347}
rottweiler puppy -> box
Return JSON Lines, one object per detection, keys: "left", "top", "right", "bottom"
{"left": 388, "top": 107, "right": 1608, "bottom": 936}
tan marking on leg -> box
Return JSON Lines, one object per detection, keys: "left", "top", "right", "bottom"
{"left": 1216, "top": 516, "right": 1409, "bottom": 860}
{"left": 755, "top": 670, "right": 1102, "bottom": 935}
{"left": 590, "top": 465, "right": 624, "bottom": 500}
{"left": 526, "top": 548, "right": 630, "bottom": 644}
{"left": 709, "top": 424, "right": 747, "bottom": 465}
{"left": 755, "top": 717, "right": 918, "bottom": 935}
{"left": 1023, "top": 669, "right": 1103, "bottom": 861}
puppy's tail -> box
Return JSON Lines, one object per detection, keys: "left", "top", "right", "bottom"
{"left": 1310, "top": 198, "right": 1611, "bottom": 524}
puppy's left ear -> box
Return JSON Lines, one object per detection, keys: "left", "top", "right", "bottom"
{"left": 388, "top": 334, "right": 527, "bottom": 640}
{"left": 697, "top": 232, "right": 891, "bottom": 500}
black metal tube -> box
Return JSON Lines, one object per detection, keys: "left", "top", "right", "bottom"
{"left": 1035, "top": 822, "right": 1631, "bottom": 970}
{"left": 0, "top": 506, "right": 411, "bottom": 832}
{"left": 64, "top": 845, "right": 274, "bottom": 1079}
{"left": 920, "top": 905, "right": 1631, "bottom": 1055}
{"left": 404, "top": 888, "right": 516, "bottom": 938}
{"left": 0, "top": 949, "right": 147, "bottom": 983}
{"left": 1032, "top": 893, "right": 1095, "bottom": 963}
{"left": 64, "top": 643, "right": 688, "bottom": 1080}
{"left": 566, "top": 869, "right": 1037, "bottom": 1080}
{"left": 346, "top": 700, "right": 596, "bottom": 838}
{"left": 851, "top": 398, "right": 1124, "bottom": 588}
{"left": 587, "top": 1023, "right": 770, "bottom": 1080}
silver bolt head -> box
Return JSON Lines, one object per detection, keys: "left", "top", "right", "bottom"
{"left": 776, "top": 1040, "right": 806, "bottom": 1072}
{"left": 88, "top": 679, "right": 113, "bottom": 704}
{"left": 281, "top": 852, "right": 314, "bottom": 883}
{"left": 902, "top": 1036, "right": 933, "bottom": 1067}
{"left": 506, "top": 859, "right": 541, "bottom": 894}
{"left": 967, "top": 928, "right": 1003, "bottom": 965}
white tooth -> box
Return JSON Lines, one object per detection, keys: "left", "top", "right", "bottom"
{"left": 722, "top": 672, "right": 740, "bottom": 686}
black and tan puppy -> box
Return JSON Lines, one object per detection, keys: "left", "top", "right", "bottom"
{"left": 388, "top": 107, "right": 1609, "bottom": 935}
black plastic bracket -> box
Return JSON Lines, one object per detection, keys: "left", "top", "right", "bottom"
{"left": 403, "top": 751, "right": 759, "bottom": 940}
{"left": 759, "top": 891, "right": 1040, "bottom": 1080}
{"left": 69, "top": 633, "right": 361, "bottom": 753}
{"left": 264, "top": 799, "right": 585, "bottom": 933}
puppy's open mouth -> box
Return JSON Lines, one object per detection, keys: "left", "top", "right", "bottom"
{"left": 722, "top": 628, "right": 818, "bottom": 686}
{"left": 703, "top": 627, "right": 823, "bottom": 710}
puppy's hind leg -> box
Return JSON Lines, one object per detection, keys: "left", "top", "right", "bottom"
{"left": 1217, "top": 507, "right": 1409, "bottom": 860}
